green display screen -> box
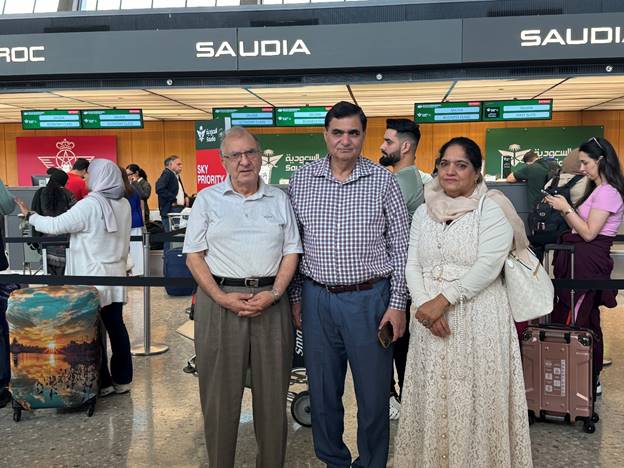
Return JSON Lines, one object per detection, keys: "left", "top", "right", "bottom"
{"left": 213, "top": 107, "right": 275, "bottom": 127}
{"left": 275, "top": 106, "right": 331, "bottom": 127}
{"left": 482, "top": 99, "right": 553, "bottom": 121}
{"left": 22, "top": 110, "right": 82, "bottom": 130}
{"left": 414, "top": 102, "right": 482, "bottom": 123}
{"left": 81, "top": 109, "right": 143, "bottom": 129}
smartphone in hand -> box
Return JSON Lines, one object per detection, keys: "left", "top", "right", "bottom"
{"left": 378, "top": 322, "right": 394, "bottom": 348}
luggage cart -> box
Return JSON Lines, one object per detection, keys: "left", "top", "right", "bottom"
{"left": 167, "top": 212, "right": 190, "bottom": 250}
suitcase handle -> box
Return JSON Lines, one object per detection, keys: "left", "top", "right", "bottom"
{"left": 544, "top": 243, "right": 575, "bottom": 253}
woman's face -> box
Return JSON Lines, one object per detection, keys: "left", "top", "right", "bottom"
{"left": 579, "top": 151, "right": 601, "bottom": 181}
{"left": 438, "top": 144, "right": 479, "bottom": 198}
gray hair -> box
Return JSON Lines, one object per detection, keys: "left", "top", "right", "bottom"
{"left": 220, "top": 127, "right": 261, "bottom": 155}
{"left": 164, "top": 155, "right": 180, "bottom": 167}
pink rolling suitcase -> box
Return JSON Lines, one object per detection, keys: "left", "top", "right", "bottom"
{"left": 520, "top": 244, "right": 598, "bottom": 433}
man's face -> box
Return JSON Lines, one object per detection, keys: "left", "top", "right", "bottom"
{"left": 168, "top": 158, "right": 183, "bottom": 174}
{"left": 221, "top": 134, "right": 262, "bottom": 187}
{"left": 324, "top": 115, "right": 365, "bottom": 164}
{"left": 379, "top": 129, "right": 402, "bottom": 167}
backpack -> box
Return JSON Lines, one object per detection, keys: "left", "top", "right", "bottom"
{"left": 528, "top": 173, "right": 583, "bottom": 245}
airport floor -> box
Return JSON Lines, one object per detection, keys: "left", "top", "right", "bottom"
{"left": 2, "top": 287, "right": 624, "bottom": 468}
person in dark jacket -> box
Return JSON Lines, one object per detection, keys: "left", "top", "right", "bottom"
{"left": 126, "top": 164, "right": 151, "bottom": 223}
{"left": 0, "top": 177, "right": 16, "bottom": 408}
{"left": 155, "top": 155, "right": 188, "bottom": 251}
{"left": 31, "top": 169, "right": 76, "bottom": 276}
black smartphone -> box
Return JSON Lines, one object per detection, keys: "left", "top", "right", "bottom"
{"left": 377, "top": 322, "right": 393, "bottom": 348}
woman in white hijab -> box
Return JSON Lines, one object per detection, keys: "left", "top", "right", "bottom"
{"left": 17, "top": 159, "right": 133, "bottom": 396}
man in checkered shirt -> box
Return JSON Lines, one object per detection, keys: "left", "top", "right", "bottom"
{"left": 288, "top": 101, "right": 409, "bottom": 468}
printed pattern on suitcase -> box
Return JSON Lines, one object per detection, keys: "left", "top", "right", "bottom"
{"left": 522, "top": 325, "right": 593, "bottom": 422}
{"left": 7, "top": 286, "right": 100, "bottom": 411}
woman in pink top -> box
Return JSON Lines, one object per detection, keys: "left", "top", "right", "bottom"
{"left": 545, "top": 136, "right": 624, "bottom": 397}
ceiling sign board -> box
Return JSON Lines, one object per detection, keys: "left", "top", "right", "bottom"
{"left": 414, "top": 102, "right": 482, "bottom": 123}
{"left": 275, "top": 106, "right": 331, "bottom": 127}
{"left": 212, "top": 107, "right": 275, "bottom": 127}
{"left": 22, "top": 110, "right": 81, "bottom": 129}
{"left": 482, "top": 99, "right": 553, "bottom": 121}
{"left": 81, "top": 109, "right": 143, "bottom": 129}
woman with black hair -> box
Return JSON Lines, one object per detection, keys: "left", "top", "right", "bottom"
{"left": 31, "top": 169, "right": 76, "bottom": 276}
{"left": 545, "top": 136, "right": 624, "bottom": 396}
{"left": 126, "top": 164, "right": 151, "bottom": 223}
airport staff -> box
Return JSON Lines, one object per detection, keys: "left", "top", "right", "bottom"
{"left": 184, "top": 127, "right": 302, "bottom": 468}
{"left": 288, "top": 101, "right": 410, "bottom": 468}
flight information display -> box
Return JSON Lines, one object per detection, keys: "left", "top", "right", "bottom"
{"left": 275, "top": 106, "right": 330, "bottom": 127}
{"left": 414, "top": 102, "right": 482, "bottom": 123}
{"left": 213, "top": 107, "right": 275, "bottom": 126}
{"left": 81, "top": 109, "right": 143, "bottom": 129}
{"left": 482, "top": 99, "right": 553, "bottom": 121}
{"left": 22, "top": 110, "right": 82, "bottom": 129}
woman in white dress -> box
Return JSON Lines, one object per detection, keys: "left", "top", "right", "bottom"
{"left": 394, "top": 137, "right": 533, "bottom": 468}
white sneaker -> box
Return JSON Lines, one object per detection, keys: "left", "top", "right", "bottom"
{"left": 113, "top": 383, "right": 131, "bottom": 395}
{"left": 100, "top": 386, "right": 115, "bottom": 397}
{"left": 389, "top": 395, "right": 401, "bottom": 420}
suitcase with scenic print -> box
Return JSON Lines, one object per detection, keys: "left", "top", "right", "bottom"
{"left": 7, "top": 285, "right": 101, "bottom": 422}
{"left": 521, "top": 244, "right": 598, "bottom": 433}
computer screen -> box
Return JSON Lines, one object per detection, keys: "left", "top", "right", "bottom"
{"left": 31, "top": 175, "right": 49, "bottom": 187}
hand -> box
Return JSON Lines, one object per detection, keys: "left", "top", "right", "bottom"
{"left": 215, "top": 291, "right": 258, "bottom": 316}
{"left": 184, "top": 196, "right": 190, "bottom": 207}
{"left": 240, "top": 291, "right": 275, "bottom": 318}
{"left": 15, "top": 197, "right": 30, "bottom": 217}
{"left": 429, "top": 317, "right": 451, "bottom": 338}
{"left": 415, "top": 295, "right": 449, "bottom": 329}
{"left": 544, "top": 194, "right": 570, "bottom": 213}
{"left": 378, "top": 307, "right": 406, "bottom": 342}
{"left": 291, "top": 302, "right": 302, "bottom": 330}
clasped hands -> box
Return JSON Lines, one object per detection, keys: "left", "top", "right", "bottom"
{"left": 414, "top": 294, "right": 451, "bottom": 338}
{"left": 216, "top": 290, "right": 274, "bottom": 318}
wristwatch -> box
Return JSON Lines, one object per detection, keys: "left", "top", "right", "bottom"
{"left": 24, "top": 211, "right": 35, "bottom": 221}
{"left": 270, "top": 288, "right": 281, "bottom": 304}
{"left": 563, "top": 208, "right": 575, "bottom": 217}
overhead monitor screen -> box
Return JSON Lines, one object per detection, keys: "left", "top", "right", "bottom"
{"left": 414, "top": 102, "right": 482, "bottom": 123}
{"left": 81, "top": 109, "right": 144, "bottom": 129}
{"left": 275, "top": 106, "right": 331, "bottom": 127}
{"left": 22, "top": 110, "right": 82, "bottom": 130}
{"left": 212, "top": 107, "right": 275, "bottom": 127}
{"left": 482, "top": 99, "right": 553, "bottom": 121}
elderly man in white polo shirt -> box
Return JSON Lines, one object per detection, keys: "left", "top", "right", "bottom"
{"left": 184, "top": 126, "right": 302, "bottom": 468}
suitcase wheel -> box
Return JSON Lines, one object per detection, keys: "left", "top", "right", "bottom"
{"left": 591, "top": 412, "right": 600, "bottom": 423}
{"left": 13, "top": 407, "right": 21, "bottom": 422}
{"left": 528, "top": 411, "right": 535, "bottom": 426}
{"left": 87, "top": 402, "right": 96, "bottom": 417}
{"left": 583, "top": 420, "right": 596, "bottom": 434}
{"left": 291, "top": 391, "right": 312, "bottom": 427}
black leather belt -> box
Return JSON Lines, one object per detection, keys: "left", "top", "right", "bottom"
{"left": 312, "top": 277, "right": 384, "bottom": 293}
{"left": 213, "top": 276, "right": 276, "bottom": 288}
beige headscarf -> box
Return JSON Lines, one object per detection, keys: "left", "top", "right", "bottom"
{"left": 425, "top": 178, "right": 530, "bottom": 259}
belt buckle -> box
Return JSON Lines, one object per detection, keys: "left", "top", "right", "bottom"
{"left": 244, "top": 277, "right": 260, "bottom": 288}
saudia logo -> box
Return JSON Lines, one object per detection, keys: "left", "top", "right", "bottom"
{"left": 521, "top": 27, "right": 624, "bottom": 47}
{"left": 0, "top": 46, "right": 45, "bottom": 63}
{"left": 196, "top": 39, "right": 310, "bottom": 58}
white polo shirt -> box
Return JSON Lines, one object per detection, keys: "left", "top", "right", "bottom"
{"left": 182, "top": 177, "right": 302, "bottom": 278}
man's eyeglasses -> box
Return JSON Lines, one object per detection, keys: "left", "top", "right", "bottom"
{"left": 589, "top": 136, "right": 605, "bottom": 152}
{"left": 222, "top": 149, "right": 260, "bottom": 161}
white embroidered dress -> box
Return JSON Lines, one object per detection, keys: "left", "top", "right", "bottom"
{"left": 394, "top": 200, "right": 533, "bottom": 468}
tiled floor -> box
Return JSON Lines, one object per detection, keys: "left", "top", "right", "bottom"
{"left": 2, "top": 287, "right": 624, "bottom": 467}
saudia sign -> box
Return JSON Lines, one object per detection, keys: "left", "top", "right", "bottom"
{"left": 196, "top": 39, "right": 310, "bottom": 58}
{"left": 521, "top": 27, "right": 624, "bottom": 47}
{"left": 0, "top": 46, "right": 45, "bottom": 62}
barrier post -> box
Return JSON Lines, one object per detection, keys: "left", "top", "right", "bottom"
{"left": 132, "top": 230, "right": 168, "bottom": 356}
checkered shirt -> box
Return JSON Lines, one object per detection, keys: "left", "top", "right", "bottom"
{"left": 287, "top": 156, "right": 409, "bottom": 310}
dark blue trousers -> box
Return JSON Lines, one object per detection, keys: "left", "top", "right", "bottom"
{"left": 302, "top": 279, "right": 393, "bottom": 468}
{"left": 0, "top": 294, "right": 9, "bottom": 389}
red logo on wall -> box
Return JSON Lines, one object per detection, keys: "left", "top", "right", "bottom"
{"left": 16, "top": 136, "right": 117, "bottom": 186}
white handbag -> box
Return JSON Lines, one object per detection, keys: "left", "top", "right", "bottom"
{"left": 503, "top": 250, "right": 554, "bottom": 322}
{"left": 478, "top": 196, "right": 554, "bottom": 322}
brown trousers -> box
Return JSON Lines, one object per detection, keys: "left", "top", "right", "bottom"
{"left": 194, "top": 285, "right": 294, "bottom": 468}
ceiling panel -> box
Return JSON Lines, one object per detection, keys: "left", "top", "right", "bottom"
{"left": 448, "top": 79, "right": 561, "bottom": 101}
{"left": 250, "top": 85, "right": 351, "bottom": 106}
{"left": 538, "top": 76, "right": 624, "bottom": 101}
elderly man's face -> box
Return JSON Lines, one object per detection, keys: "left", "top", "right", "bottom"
{"left": 221, "top": 133, "right": 262, "bottom": 187}
{"left": 324, "top": 115, "right": 365, "bottom": 164}
{"left": 168, "top": 158, "right": 183, "bottom": 174}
